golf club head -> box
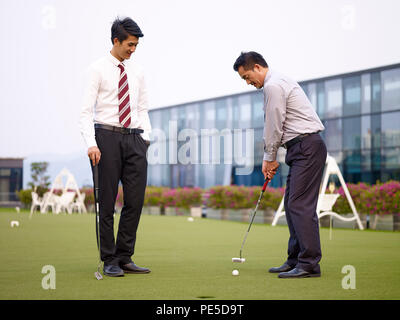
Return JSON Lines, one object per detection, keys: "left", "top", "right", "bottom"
{"left": 94, "top": 271, "right": 103, "bottom": 280}
{"left": 232, "top": 257, "right": 246, "bottom": 263}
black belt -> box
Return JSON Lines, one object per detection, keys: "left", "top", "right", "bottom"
{"left": 95, "top": 123, "right": 144, "bottom": 134}
{"left": 282, "top": 132, "right": 319, "bottom": 149}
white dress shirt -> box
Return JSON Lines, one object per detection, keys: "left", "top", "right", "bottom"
{"left": 80, "top": 52, "right": 152, "bottom": 149}
{"left": 263, "top": 69, "right": 325, "bottom": 161}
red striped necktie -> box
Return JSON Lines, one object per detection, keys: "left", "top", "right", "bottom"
{"left": 117, "top": 63, "right": 131, "bottom": 128}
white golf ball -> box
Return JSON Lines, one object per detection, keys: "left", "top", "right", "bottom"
{"left": 232, "top": 269, "right": 239, "bottom": 276}
{"left": 187, "top": 217, "right": 194, "bottom": 222}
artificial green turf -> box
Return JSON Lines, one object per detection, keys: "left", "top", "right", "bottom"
{"left": 0, "top": 209, "right": 399, "bottom": 300}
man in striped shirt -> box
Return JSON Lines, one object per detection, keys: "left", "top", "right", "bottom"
{"left": 80, "top": 17, "right": 152, "bottom": 277}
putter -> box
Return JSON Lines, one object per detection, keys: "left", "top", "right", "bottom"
{"left": 93, "top": 164, "right": 103, "bottom": 280}
{"left": 232, "top": 179, "right": 270, "bottom": 264}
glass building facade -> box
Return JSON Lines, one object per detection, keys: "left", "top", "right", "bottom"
{"left": 147, "top": 63, "right": 400, "bottom": 188}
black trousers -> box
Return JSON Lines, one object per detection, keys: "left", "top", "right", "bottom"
{"left": 283, "top": 133, "right": 327, "bottom": 273}
{"left": 92, "top": 128, "right": 148, "bottom": 266}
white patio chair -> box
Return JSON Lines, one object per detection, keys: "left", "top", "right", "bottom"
{"left": 40, "top": 192, "right": 59, "bottom": 213}
{"left": 29, "top": 192, "right": 43, "bottom": 218}
{"left": 71, "top": 193, "right": 87, "bottom": 214}
{"left": 317, "top": 193, "right": 340, "bottom": 216}
{"left": 55, "top": 191, "right": 76, "bottom": 214}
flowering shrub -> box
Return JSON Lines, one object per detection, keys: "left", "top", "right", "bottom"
{"left": 207, "top": 185, "right": 284, "bottom": 210}
{"left": 207, "top": 185, "right": 248, "bottom": 209}
{"left": 260, "top": 187, "right": 285, "bottom": 210}
{"left": 16, "top": 181, "right": 400, "bottom": 216}
{"left": 177, "top": 187, "right": 203, "bottom": 209}
{"left": 333, "top": 182, "right": 370, "bottom": 214}
{"left": 162, "top": 187, "right": 202, "bottom": 209}
{"left": 333, "top": 180, "right": 400, "bottom": 215}
{"left": 361, "top": 181, "right": 400, "bottom": 215}
{"left": 144, "top": 186, "right": 169, "bottom": 207}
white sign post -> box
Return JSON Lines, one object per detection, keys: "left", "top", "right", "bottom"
{"left": 272, "top": 155, "right": 364, "bottom": 230}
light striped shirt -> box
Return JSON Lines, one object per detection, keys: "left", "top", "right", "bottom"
{"left": 263, "top": 69, "right": 324, "bottom": 161}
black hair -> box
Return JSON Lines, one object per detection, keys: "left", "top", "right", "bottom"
{"left": 111, "top": 17, "right": 143, "bottom": 44}
{"left": 233, "top": 51, "right": 268, "bottom": 71}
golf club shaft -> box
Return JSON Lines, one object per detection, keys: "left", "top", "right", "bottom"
{"left": 92, "top": 164, "right": 102, "bottom": 274}
{"left": 239, "top": 179, "right": 269, "bottom": 259}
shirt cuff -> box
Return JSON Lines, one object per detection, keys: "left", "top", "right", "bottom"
{"left": 141, "top": 132, "right": 150, "bottom": 141}
{"left": 85, "top": 136, "right": 98, "bottom": 149}
{"left": 263, "top": 152, "right": 277, "bottom": 162}
{"left": 263, "top": 141, "right": 280, "bottom": 161}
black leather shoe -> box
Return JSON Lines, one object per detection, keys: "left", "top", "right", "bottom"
{"left": 103, "top": 264, "right": 124, "bottom": 277}
{"left": 278, "top": 267, "right": 321, "bottom": 278}
{"left": 268, "top": 263, "right": 294, "bottom": 273}
{"left": 120, "top": 262, "right": 151, "bottom": 274}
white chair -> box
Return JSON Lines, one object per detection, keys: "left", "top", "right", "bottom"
{"left": 29, "top": 192, "right": 43, "bottom": 218}
{"left": 55, "top": 191, "right": 76, "bottom": 214}
{"left": 317, "top": 193, "right": 340, "bottom": 216}
{"left": 71, "top": 193, "right": 87, "bottom": 214}
{"left": 317, "top": 193, "right": 341, "bottom": 240}
{"left": 40, "top": 192, "right": 59, "bottom": 213}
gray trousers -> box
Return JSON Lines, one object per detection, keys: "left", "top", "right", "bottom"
{"left": 284, "top": 133, "right": 327, "bottom": 273}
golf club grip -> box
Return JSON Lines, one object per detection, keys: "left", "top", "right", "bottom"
{"left": 262, "top": 179, "right": 270, "bottom": 192}
{"left": 93, "top": 165, "right": 99, "bottom": 199}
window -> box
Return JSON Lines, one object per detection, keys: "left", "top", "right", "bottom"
{"left": 343, "top": 117, "right": 361, "bottom": 150}
{"left": 371, "top": 72, "right": 381, "bottom": 113}
{"left": 343, "top": 150, "right": 361, "bottom": 183}
{"left": 185, "top": 104, "right": 200, "bottom": 130}
{"left": 382, "top": 147, "right": 400, "bottom": 170}
{"left": 177, "top": 105, "right": 186, "bottom": 131}
{"left": 361, "top": 149, "right": 372, "bottom": 184}
{"left": 317, "top": 82, "right": 326, "bottom": 119}
{"left": 361, "top": 73, "right": 371, "bottom": 114}
{"left": 325, "top": 79, "right": 342, "bottom": 118}
{"left": 381, "top": 147, "right": 400, "bottom": 182}
{"left": 238, "top": 94, "right": 251, "bottom": 129}
{"left": 215, "top": 99, "right": 227, "bottom": 129}
{"left": 203, "top": 101, "right": 215, "bottom": 129}
{"left": 381, "top": 68, "right": 400, "bottom": 112}
{"left": 322, "top": 119, "right": 342, "bottom": 151}
{"left": 251, "top": 92, "right": 264, "bottom": 128}
{"left": 371, "top": 114, "right": 381, "bottom": 149}
{"left": 254, "top": 128, "right": 264, "bottom": 164}
{"left": 307, "top": 83, "right": 317, "bottom": 112}
{"left": 0, "top": 167, "right": 22, "bottom": 202}
{"left": 343, "top": 76, "right": 361, "bottom": 116}
{"left": 381, "top": 111, "right": 400, "bottom": 148}
{"left": 361, "top": 115, "right": 371, "bottom": 149}
{"left": 159, "top": 109, "right": 171, "bottom": 134}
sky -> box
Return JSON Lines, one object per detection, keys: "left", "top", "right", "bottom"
{"left": 0, "top": 0, "right": 400, "bottom": 160}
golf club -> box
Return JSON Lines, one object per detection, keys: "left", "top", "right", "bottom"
{"left": 232, "top": 178, "right": 270, "bottom": 263}
{"left": 92, "top": 164, "right": 103, "bottom": 280}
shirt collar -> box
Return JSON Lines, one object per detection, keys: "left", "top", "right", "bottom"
{"left": 263, "top": 68, "right": 272, "bottom": 86}
{"left": 108, "top": 52, "right": 125, "bottom": 66}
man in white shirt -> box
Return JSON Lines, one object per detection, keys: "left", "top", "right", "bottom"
{"left": 233, "top": 51, "right": 327, "bottom": 279}
{"left": 80, "top": 17, "right": 152, "bottom": 277}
